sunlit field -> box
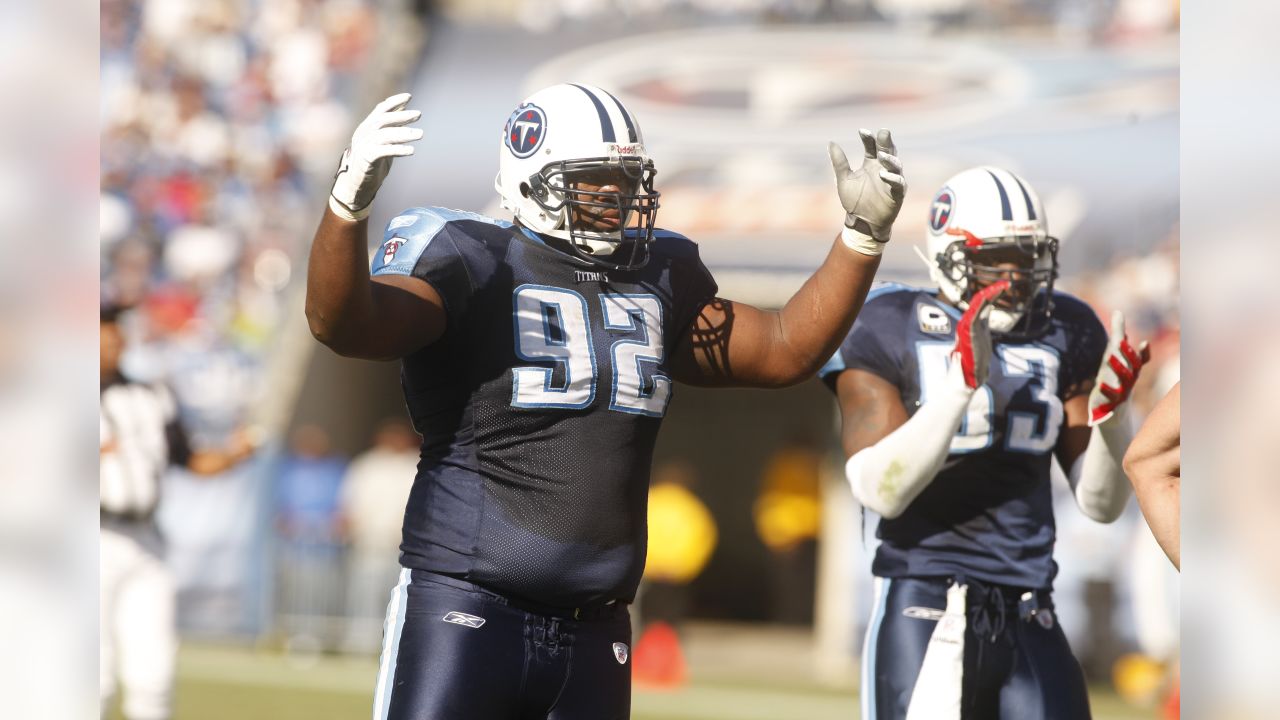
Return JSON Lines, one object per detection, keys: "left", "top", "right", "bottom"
{"left": 110, "top": 635, "right": 1149, "bottom": 720}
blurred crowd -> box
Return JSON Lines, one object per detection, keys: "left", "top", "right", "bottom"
{"left": 100, "top": 0, "right": 372, "bottom": 373}
{"left": 98, "top": 0, "right": 424, "bottom": 638}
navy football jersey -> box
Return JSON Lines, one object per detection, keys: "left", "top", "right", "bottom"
{"left": 819, "top": 283, "right": 1107, "bottom": 589}
{"left": 371, "top": 207, "right": 718, "bottom": 607}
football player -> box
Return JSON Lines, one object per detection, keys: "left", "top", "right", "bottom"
{"left": 819, "top": 167, "right": 1149, "bottom": 719}
{"left": 305, "top": 84, "right": 905, "bottom": 720}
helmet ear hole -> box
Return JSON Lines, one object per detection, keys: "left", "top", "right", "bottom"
{"left": 519, "top": 182, "right": 531, "bottom": 198}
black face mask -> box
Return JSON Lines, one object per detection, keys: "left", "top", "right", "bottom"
{"left": 938, "top": 236, "right": 1060, "bottom": 339}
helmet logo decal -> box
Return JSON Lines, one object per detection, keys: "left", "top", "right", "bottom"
{"left": 504, "top": 103, "right": 547, "bottom": 159}
{"left": 929, "top": 187, "right": 954, "bottom": 233}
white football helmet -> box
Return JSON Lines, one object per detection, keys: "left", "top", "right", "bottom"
{"left": 922, "top": 166, "right": 1059, "bottom": 336}
{"left": 495, "top": 83, "right": 659, "bottom": 270}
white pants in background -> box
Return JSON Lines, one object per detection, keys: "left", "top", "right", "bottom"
{"left": 100, "top": 520, "right": 176, "bottom": 720}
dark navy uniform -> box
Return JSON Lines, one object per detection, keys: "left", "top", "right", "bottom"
{"left": 368, "top": 207, "right": 717, "bottom": 720}
{"left": 819, "top": 282, "right": 1108, "bottom": 720}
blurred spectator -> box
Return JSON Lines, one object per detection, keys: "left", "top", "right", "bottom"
{"left": 754, "top": 436, "right": 822, "bottom": 624}
{"left": 337, "top": 418, "right": 421, "bottom": 652}
{"left": 100, "top": 306, "right": 254, "bottom": 720}
{"left": 274, "top": 424, "right": 348, "bottom": 650}
{"left": 635, "top": 461, "right": 717, "bottom": 688}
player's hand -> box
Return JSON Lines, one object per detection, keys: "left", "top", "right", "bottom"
{"left": 1089, "top": 311, "right": 1151, "bottom": 426}
{"left": 330, "top": 92, "right": 423, "bottom": 221}
{"left": 828, "top": 129, "right": 905, "bottom": 255}
{"left": 952, "top": 281, "right": 1009, "bottom": 390}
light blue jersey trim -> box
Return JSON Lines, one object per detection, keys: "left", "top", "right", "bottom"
{"left": 817, "top": 350, "right": 846, "bottom": 381}
{"left": 865, "top": 280, "right": 927, "bottom": 302}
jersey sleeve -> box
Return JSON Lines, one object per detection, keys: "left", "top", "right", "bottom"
{"left": 818, "top": 290, "right": 909, "bottom": 392}
{"left": 660, "top": 231, "right": 719, "bottom": 340}
{"left": 372, "top": 207, "right": 476, "bottom": 326}
{"left": 1053, "top": 292, "right": 1109, "bottom": 396}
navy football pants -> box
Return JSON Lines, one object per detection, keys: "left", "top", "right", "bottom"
{"left": 861, "top": 576, "right": 1091, "bottom": 720}
{"left": 374, "top": 569, "right": 632, "bottom": 720}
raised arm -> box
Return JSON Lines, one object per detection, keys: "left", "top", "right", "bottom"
{"left": 671, "top": 130, "right": 905, "bottom": 388}
{"left": 305, "top": 93, "right": 445, "bottom": 360}
{"left": 1055, "top": 311, "right": 1151, "bottom": 524}
{"left": 1123, "top": 381, "right": 1180, "bottom": 569}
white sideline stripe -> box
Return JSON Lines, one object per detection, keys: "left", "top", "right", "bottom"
{"left": 373, "top": 568, "right": 411, "bottom": 720}
{"left": 861, "top": 577, "right": 890, "bottom": 720}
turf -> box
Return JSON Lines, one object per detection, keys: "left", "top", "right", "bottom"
{"left": 108, "top": 643, "right": 1150, "bottom": 720}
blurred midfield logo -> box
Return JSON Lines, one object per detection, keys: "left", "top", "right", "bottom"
{"left": 930, "top": 187, "right": 954, "bottom": 233}
{"left": 612, "top": 642, "right": 629, "bottom": 664}
{"left": 442, "top": 611, "right": 486, "bottom": 629}
{"left": 504, "top": 103, "right": 547, "bottom": 159}
{"left": 382, "top": 238, "right": 405, "bottom": 265}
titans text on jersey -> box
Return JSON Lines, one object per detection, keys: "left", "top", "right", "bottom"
{"left": 371, "top": 207, "right": 718, "bottom": 608}
{"left": 820, "top": 283, "right": 1107, "bottom": 589}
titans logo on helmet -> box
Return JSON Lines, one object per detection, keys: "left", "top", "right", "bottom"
{"left": 504, "top": 103, "right": 547, "bottom": 159}
{"left": 930, "top": 187, "right": 954, "bottom": 233}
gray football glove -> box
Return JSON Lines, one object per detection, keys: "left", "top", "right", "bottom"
{"left": 828, "top": 129, "right": 905, "bottom": 253}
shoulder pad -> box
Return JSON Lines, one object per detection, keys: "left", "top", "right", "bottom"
{"left": 1048, "top": 290, "right": 1101, "bottom": 323}
{"left": 648, "top": 227, "right": 702, "bottom": 262}
{"left": 865, "top": 281, "right": 929, "bottom": 304}
{"left": 374, "top": 207, "right": 511, "bottom": 276}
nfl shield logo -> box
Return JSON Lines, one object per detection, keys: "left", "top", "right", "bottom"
{"left": 612, "top": 642, "right": 629, "bottom": 664}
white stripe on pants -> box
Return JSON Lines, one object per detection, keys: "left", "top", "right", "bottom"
{"left": 861, "top": 577, "right": 891, "bottom": 720}
{"left": 373, "top": 568, "right": 412, "bottom": 720}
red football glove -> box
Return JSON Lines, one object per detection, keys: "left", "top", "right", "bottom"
{"left": 952, "top": 280, "right": 1009, "bottom": 390}
{"left": 1089, "top": 310, "right": 1151, "bottom": 426}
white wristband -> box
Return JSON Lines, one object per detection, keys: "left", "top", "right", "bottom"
{"left": 329, "top": 194, "right": 370, "bottom": 222}
{"left": 841, "top": 225, "right": 886, "bottom": 256}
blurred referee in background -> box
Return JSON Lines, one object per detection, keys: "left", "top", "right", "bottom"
{"left": 99, "top": 306, "right": 254, "bottom": 720}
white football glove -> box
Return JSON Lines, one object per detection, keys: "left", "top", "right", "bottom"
{"left": 951, "top": 280, "right": 1009, "bottom": 390}
{"left": 329, "top": 93, "right": 423, "bottom": 221}
{"left": 1088, "top": 310, "right": 1151, "bottom": 426}
{"left": 828, "top": 128, "right": 906, "bottom": 256}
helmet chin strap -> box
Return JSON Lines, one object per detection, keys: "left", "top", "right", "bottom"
{"left": 987, "top": 307, "right": 1021, "bottom": 333}
{"left": 572, "top": 234, "right": 620, "bottom": 256}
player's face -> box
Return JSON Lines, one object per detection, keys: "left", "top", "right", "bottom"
{"left": 566, "top": 166, "right": 643, "bottom": 232}
{"left": 969, "top": 245, "right": 1036, "bottom": 310}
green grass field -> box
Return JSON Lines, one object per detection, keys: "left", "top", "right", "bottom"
{"left": 125, "top": 642, "right": 1152, "bottom": 720}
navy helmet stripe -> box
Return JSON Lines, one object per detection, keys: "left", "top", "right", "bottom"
{"left": 985, "top": 169, "right": 1013, "bottom": 221}
{"left": 599, "top": 89, "right": 637, "bottom": 143}
{"left": 1010, "top": 173, "right": 1037, "bottom": 220}
{"left": 569, "top": 83, "right": 615, "bottom": 143}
